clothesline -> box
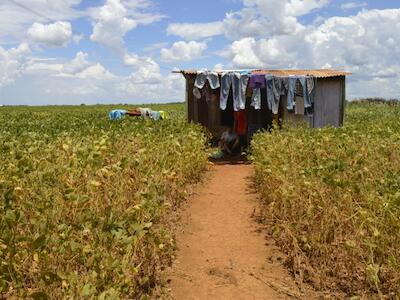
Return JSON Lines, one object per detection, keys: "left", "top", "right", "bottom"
{"left": 193, "top": 70, "right": 316, "bottom": 116}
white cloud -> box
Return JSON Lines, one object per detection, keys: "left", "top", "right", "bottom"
{"left": 161, "top": 41, "right": 207, "bottom": 62}
{"left": 17, "top": 52, "right": 119, "bottom": 104}
{"left": 143, "top": 42, "right": 168, "bottom": 53}
{"left": 88, "top": 0, "right": 170, "bottom": 98}
{"left": 307, "top": 9, "right": 400, "bottom": 72}
{"left": 25, "top": 60, "right": 63, "bottom": 75}
{"left": 2, "top": 0, "right": 400, "bottom": 104}
{"left": 0, "top": 0, "right": 184, "bottom": 105}
{"left": 61, "top": 51, "right": 90, "bottom": 74}
{"left": 117, "top": 73, "right": 184, "bottom": 102}
{"left": 167, "top": 22, "right": 224, "bottom": 41}
{"left": 167, "top": 0, "right": 329, "bottom": 41}
{"left": 25, "top": 51, "right": 116, "bottom": 81}
{"left": 66, "top": 63, "right": 116, "bottom": 80}
{"left": 119, "top": 50, "right": 186, "bottom": 101}
{"left": 341, "top": 2, "right": 368, "bottom": 10}
{"left": 58, "top": 53, "right": 116, "bottom": 80}
{"left": 28, "top": 21, "right": 73, "bottom": 47}
{"left": 0, "top": 0, "right": 82, "bottom": 44}
{"left": 123, "top": 52, "right": 163, "bottom": 84}
{"left": 90, "top": 0, "right": 164, "bottom": 51}
{"left": 225, "top": 8, "right": 400, "bottom": 72}
{"left": 27, "top": 60, "right": 185, "bottom": 104}
{"left": 284, "top": 0, "right": 330, "bottom": 16}
{"left": 0, "top": 43, "right": 30, "bottom": 88}
{"left": 224, "top": 0, "right": 329, "bottom": 38}
{"left": 226, "top": 34, "right": 310, "bottom": 69}
{"left": 72, "top": 34, "right": 84, "bottom": 44}
{"left": 214, "top": 63, "right": 224, "bottom": 70}
{"left": 90, "top": 0, "right": 136, "bottom": 51}
{"left": 224, "top": 8, "right": 400, "bottom": 99}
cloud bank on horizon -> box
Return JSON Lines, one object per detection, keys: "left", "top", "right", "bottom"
{"left": 0, "top": 0, "right": 399, "bottom": 105}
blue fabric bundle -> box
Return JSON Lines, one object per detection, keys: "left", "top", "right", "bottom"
{"left": 150, "top": 111, "right": 161, "bottom": 121}
{"left": 109, "top": 109, "right": 127, "bottom": 121}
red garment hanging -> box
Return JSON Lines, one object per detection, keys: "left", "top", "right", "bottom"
{"left": 234, "top": 110, "right": 247, "bottom": 136}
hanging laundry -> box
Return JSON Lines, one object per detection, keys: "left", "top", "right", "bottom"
{"left": 220, "top": 72, "right": 249, "bottom": 112}
{"left": 239, "top": 70, "right": 251, "bottom": 75}
{"left": 237, "top": 73, "right": 250, "bottom": 111}
{"left": 193, "top": 82, "right": 217, "bottom": 103}
{"left": 298, "top": 76, "right": 313, "bottom": 108}
{"left": 194, "top": 71, "right": 220, "bottom": 90}
{"left": 266, "top": 75, "right": 287, "bottom": 114}
{"left": 307, "top": 77, "right": 315, "bottom": 95}
{"left": 249, "top": 74, "right": 266, "bottom": 89}
{"left": 193, "top": 87, "right": 202, "bottom": 99}
{"left": 249, "top": 74, "right": 266, "bottom": 110}
{"left": 305, "top": 77, "right": 315, "bottom": 116}
{"left": 220, "top": 72, "right": 235, "bottom": 110}
{"left": 251, "top": 89, "right": 261, "bottom": 110}
{"left": 287, "top": 76, "right": 314, "bottom": 112}
{"left": 234, "top": 110, "right": 248, "bottom": 149}
{"left": 193, "top": 71, "right": 220, "bottom": 104}
{"left": 273, "top": 77, "right": 287, "bottom": 110}
{"left": 234, "top": 110, "right": 247, "bottom": 136}
{"left": 281, "top": 77, "right": 289, "bottom": 91}
{"left": 287, "top": 76, "right": 298, "bottom": 111}
{"left": 273, "top": 77, "right": 286, "bottom": 99}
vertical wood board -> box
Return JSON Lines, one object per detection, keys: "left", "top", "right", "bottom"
{"left": 313, "top": 78, "right": 342, "bottom": 128}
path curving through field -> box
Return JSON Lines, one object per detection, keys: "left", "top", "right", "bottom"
{"left": 169, "top": 164, "right": 318, "bottom": 300}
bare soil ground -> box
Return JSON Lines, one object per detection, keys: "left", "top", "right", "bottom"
{"left": 168, "top": 163, "right": 321, "bottom": 300}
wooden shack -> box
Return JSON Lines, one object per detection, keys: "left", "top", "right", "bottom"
{"left": 176, "top": 69, "right": 350, "bottom": 140}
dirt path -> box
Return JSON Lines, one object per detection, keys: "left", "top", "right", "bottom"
{"left": 168, "top": 164, "right": 318, "bottom": 300}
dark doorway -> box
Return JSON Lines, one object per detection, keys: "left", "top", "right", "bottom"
{"left": 246, "top": 88, "right": 273, "bottom": 144}
{"left": 220, "top": 90, "right": 234, "bottom": 129}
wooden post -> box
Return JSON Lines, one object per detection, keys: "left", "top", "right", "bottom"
{"left": 208, "top": 89, "right": 221, "bottom": 136}
{"left": 186, "top": 75, "right": 195, "bottom": 123}
{"left": 340, "top": 76, "right": 346, "bottom": 126}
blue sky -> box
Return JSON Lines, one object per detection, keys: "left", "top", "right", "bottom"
{"left": 0, "top": 0, "right": 400, "bottom": 105}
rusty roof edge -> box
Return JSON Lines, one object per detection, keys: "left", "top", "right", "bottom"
{"left": 172, "top": 69, "right": 352, "bottom": 77}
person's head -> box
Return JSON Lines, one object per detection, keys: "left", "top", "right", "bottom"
{"left": 222, "top": 126, "right": 232, "bottom": 134}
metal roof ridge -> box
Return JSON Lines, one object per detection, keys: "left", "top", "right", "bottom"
{"left": 173, "top": 68, "right": 352, "bottom": 77}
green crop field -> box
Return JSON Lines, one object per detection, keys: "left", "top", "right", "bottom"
{"left": 0, "top": 104, "right": 208, "bottom": 299}
{"left": 1, "top": 101, "right": 399, "bottom": 299}
{"left": 252, "top": 101, "right": 400, "bottom": 298}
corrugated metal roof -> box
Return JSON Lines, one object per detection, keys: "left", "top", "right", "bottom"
{"left": 173, "top": 69, "right": 351, "bottom": 78}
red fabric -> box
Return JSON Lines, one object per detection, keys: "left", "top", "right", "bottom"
{"left": 234, "top": 110, "right": 247, "bottom": 135}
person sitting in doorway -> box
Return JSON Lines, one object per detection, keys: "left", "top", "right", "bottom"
{"left": 219, "top": 127, "right": 241, "bottom": 157}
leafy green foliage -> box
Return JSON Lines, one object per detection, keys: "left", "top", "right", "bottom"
{"left": 0, "top": 104, "right": 208, "bottom": 298}
{"left": 251, "top": 102, "right": 400, "bottom": 297}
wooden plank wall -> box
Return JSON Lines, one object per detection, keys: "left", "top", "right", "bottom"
{"left": 281, "top": 94, "right": 312, "bottom": 127}
{"left": 340, "top": 76, "right": 346, "bottom": 126}
{"left": 313, "top": 77, "right": 343, "bottom": 128}
{"left": 208, "top": 88, "right": 221, "bottom": 136}
{"left": 185, "top": 75, "right": 195, "bottom": 122}
{"left": 185, "top": 74, "right": 222, "bottom": 136}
